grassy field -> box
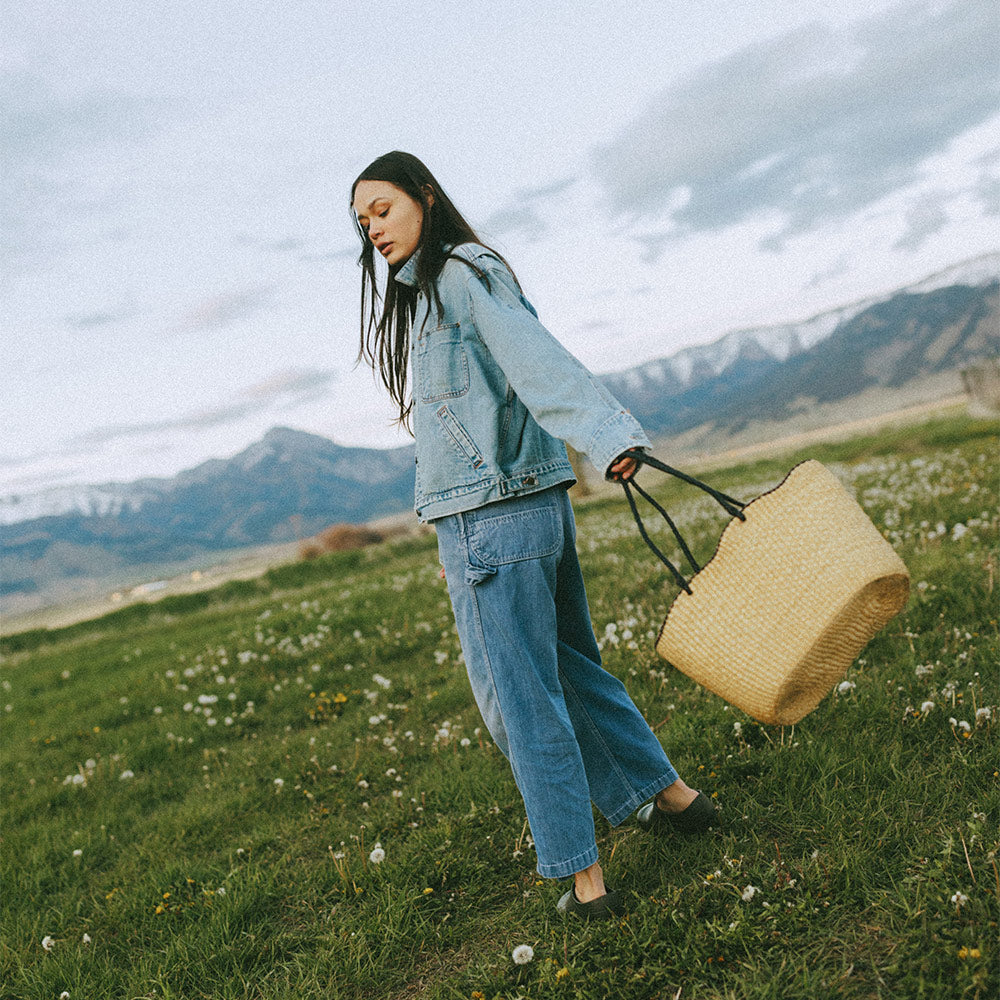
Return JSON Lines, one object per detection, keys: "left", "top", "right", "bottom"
{"left": 2, "top": 415, "right": 997, "bottom": 1000}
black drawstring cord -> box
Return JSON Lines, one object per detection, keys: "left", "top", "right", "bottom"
{"left": 628, "top": 477, "right": 701, "bottom": 574}
{"left": 619, "top": 448, "right": 746, "bottom": 521}
{"left": 622, "top": 481, "right": 692, "bottom": 594}
{"left": 618, "top": 448, "right": 748, "bottom": 592}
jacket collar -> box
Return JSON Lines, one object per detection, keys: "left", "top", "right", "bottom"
{"left": 393, "top": 248, "right": 422, "bottom": 287}
{"left": 394, "top": 243, "right": 455, "bottom": 288}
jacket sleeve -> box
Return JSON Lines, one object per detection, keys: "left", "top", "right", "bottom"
{"left": 461, "top": 253, "right": 650, "bottom": 477}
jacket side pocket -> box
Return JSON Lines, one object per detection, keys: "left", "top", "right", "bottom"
{"left": 437, "top": 405, "right": 485, "bottom": 470}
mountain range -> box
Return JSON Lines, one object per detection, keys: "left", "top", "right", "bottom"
{"left": 2, "top": 252, "right": 998, "bottom": 614}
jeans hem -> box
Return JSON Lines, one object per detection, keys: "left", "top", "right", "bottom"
{"left": 604, "top": 769, "right": 680, "bottom": 828}
{"left": 536, "top": 843, "right": 600, "bottom": 880}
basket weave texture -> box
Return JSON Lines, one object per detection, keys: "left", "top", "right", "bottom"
{"left": 655, "top": 460, "right": 909, "bottom": 725}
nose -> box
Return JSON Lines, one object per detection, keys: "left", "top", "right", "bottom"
{"left": 368, "top": 218, "right": 383, "bottom": 242}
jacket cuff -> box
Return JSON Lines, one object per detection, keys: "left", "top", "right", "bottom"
{"left": 587, "top": 411, "right": 651, "bottom": 479}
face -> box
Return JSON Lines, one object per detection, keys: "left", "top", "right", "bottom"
{"left": 352, "top": 180, "right": 427, "bottom": 267}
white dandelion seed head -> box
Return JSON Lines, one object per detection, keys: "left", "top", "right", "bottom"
{"left": 837, "top": 681, "right": 856, "bottom": 694}
{"left": 741, "top": 885, "right": 758, "bottom": 902}
{"left": 920, "top": 701, "right": 935, "bottom": 714}
{"left": 950, "top": 891, "right": 969, "bottom": 906}
{"left": 119, "top": 770, "right": 135, "bottom": 780}
{"left": 82, "top": 933, "right": 92, "bottom": 944}
{"left": 369, "top": 845, "right": 385, "bottom": 864}
{"left": 273, "top": 778, "right": 284, "bottom": 788}
{"left": 72, "top": 849, "right": 83, "bottom": 857}
{"left": 512, "top": 944, "right": 534, "bottom": 964}
{"left": 975, "top": 707, "right": 992, "bottom": 721}
{"left": 42, "top": 935, "right": 55, "bottom": 951}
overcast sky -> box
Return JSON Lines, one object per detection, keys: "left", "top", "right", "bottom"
{"left": 3, "top": 0, "right": 998, "bottom": 493}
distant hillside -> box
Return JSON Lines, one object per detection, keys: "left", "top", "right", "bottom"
{"left": 601, "top": 255, "right": 998, "bottom": 439}
{"left": 1, "top": 429, "right": 416, "bottom": 606}
{"left": 2, "top": 253, "right": 998, "bottom": 614}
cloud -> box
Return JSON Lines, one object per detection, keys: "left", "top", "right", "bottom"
{"left": 481, "top": 177, "right": 577, "bottom": 238}
{"left": 482, "top": 204, "right": 545, "bottom": 239}
{"left": 591, "top": 1, "right": 1000, "bottom": 252}
{"left": 893, "top": 191, "right": 951, "bottom": 251}
{"left": 61, "top": 368, "right": 336, "bottom": 450}
{"left": 173, "top": 286, "right": 275, "bottom": 332}
{"left": 65, "top": 309, "right": 135, "bottom": 330}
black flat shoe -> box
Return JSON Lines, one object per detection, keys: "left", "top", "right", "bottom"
{"left": 556, "top": 886, "right": 625, "bottom": 920}
{"left": 636, "top": 790, "right": 717, "bottom": 834}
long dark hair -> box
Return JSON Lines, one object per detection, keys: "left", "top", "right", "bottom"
{"left": 350, "top": 151, "right": 517, "bottom": 430}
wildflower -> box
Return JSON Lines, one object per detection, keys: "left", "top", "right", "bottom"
{"left": 369, "top": 844, "right": 385, "bottom": 864}
{"left": 741, "top": 885, "right": 758, "bottom": 901}
{"left": 42, "top": 935, "right": 55, "bottom": 951}
{"left": 920, "top": 701, "right": 935, "bottom": 714}
{"left": 837, "top": 681, "right": 856, "bottom": 694}
{"left": 512, "top": 944, "right": 534, "bottom": 964}
{"left": 951, "top": 892, "right": 969, "bottom": 906}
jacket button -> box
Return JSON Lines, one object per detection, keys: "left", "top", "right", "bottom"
{"left": 523, "top": 475, "right": 537, "bottom": 486}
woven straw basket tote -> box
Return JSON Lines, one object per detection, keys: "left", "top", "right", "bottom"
{"left": 620, "top": 451, "right": 911, "bottom": 726}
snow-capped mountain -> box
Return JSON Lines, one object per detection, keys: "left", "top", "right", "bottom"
{"left": 612, "top": 251, "right": 999, "bottom": 394}
{"left": 2, "top": 254, "right": 998, "bottom": 616}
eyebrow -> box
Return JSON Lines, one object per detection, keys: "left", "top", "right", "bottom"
{"left": 354, "top": 196, "right": 390, "bottom": 218}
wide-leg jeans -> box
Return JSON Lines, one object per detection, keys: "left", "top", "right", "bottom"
{"left": 434, "top": 484, "right": 679, "bottom": 879}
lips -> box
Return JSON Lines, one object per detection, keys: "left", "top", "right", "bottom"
{"left": 377, "top": 242, "right": 393, "bottom": 256}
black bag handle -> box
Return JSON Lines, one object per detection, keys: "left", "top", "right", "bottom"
{"left": 617, "top": 448, "right": 746, "bottom": 594}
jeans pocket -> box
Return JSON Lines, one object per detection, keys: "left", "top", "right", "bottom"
{"left": 467, "top": 504, "right": 562, "bottom": 567}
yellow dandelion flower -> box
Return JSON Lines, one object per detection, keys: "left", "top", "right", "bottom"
{"left": 958, "top": 947, "right": 968, "bottom": 959}
{"left": 970, "top": 948, "right": 981, "bottom": 958}
{"left": 334, "top": 693, "right": 348, "bottom": 704}
{"left": 423, "top": 887, "right": 434, "bottom": 894}
{"left": 556, "top": 966, "right": 570, "bottom": 980}
{"left": 162, "top": 892, "right": 170, "bottom": 899}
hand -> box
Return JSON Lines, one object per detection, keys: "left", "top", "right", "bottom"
{"left": 608, "top": 453, "right": 641, "bottom": 482}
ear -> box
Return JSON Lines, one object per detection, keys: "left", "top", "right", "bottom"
{"left": 421, "top": 184, "right": 435, "bottom": 209}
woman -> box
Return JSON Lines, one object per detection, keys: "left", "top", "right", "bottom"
{"left": 350, "top": 151, "right": 715, "bottom": 919}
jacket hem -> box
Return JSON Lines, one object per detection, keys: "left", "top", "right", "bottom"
{"left": 417, "top": 463, "right": 576, "bottom": 522}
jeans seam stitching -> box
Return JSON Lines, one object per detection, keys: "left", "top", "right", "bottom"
{"left": 557, "top": 664, "right": 637, "bottom": 806}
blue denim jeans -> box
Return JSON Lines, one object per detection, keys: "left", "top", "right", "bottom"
{"left": 434, "top": 484, "right": 679, "bottom": 878}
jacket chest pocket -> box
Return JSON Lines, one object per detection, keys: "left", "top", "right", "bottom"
{"left": 417, "top": 323, "right": 470, "bottom": 402}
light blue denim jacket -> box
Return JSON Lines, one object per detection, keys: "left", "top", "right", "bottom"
{"left": 398, "top": 242, "right": 650, "bottom": 521}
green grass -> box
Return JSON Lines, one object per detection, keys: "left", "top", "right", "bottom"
{"left": 2, "top": 413, "right": 997, "bottom": 999}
